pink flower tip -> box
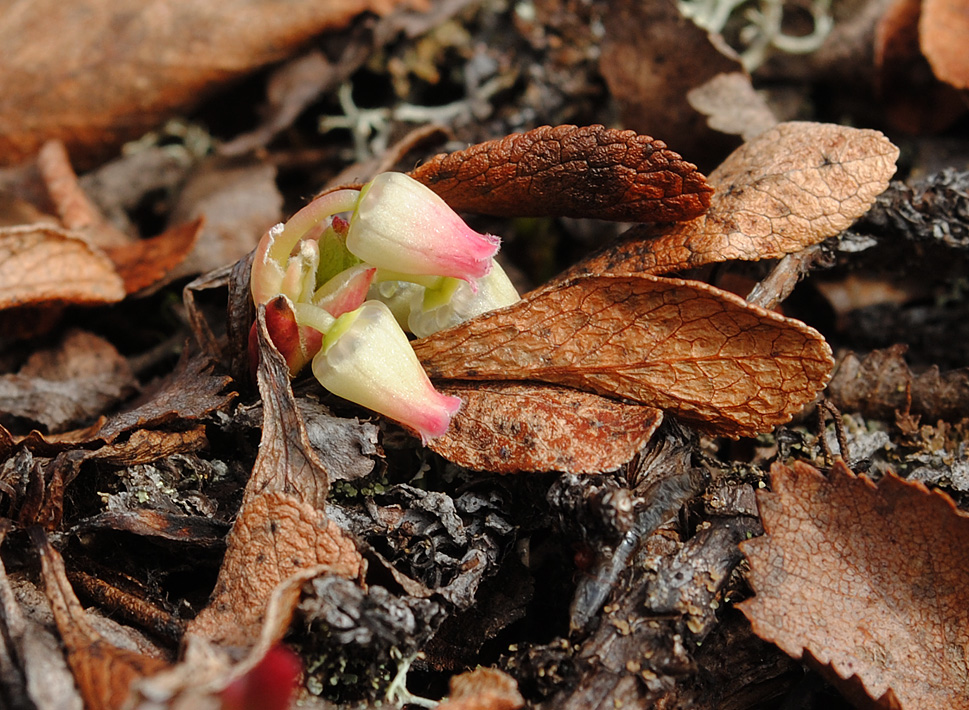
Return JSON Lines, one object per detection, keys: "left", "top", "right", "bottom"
{"left": 346, "top": 172, "right": 500, "bottom": 286}
{"left": 311, "top": 300, "right": 461, "bottom": 442}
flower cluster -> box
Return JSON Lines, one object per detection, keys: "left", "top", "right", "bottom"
{"left": 250, "top": 172, "right": 521, "bottom": 442}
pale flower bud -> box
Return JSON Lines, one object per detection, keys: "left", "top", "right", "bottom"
{"left": 346, "top": 173, "right": 500, "bottom": 286}
{"left": 311, "top": 301, "right": 461, "bottom": 442}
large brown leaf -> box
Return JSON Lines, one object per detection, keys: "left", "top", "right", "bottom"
{"left": 571, "top": 122, "right": 899, "bottom": 277}
{"left": 409, "top": 124, "right": 712, "bottom": 223}
{"left": 414, "top": 273, "right": 833, "bottom": 438}
{"left": 0, "top": 0, "right": 412, "bottom": 168}
{"left": 739, "top": 461, "right": 969, "bottom": 710}
{"left": 428, "top": 382, "right": 663, "bottom": 474}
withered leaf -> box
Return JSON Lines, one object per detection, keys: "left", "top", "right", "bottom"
{"left": 95, "top": 352, "right": 235, "bottom": 444}
{"left": 436, "top": 667, "right": 525, "bottom": 710}
{"left": 414, "top": 274, "right": 833, "bottom": 438}
{"left": 188, "top": 311, "right": 364, "bottom": 648}
{"left": 186, "top": 492, "right": 363, "bottom": 648}
{"left": 826, "top": 344, "right": 969, "bottom": 423}
{"left": 920, "top": 0, "right": 969, "bottom": 89}
{"left": 739, "top": 461, "right": 969, "bottom": 709}
{"left": 0, "top": 225, "right": 125, "bottom": 309}
{"left": 573, "top": 122, "right": 899, "bottom": 277}
{"left": 32, "top": 529, "right": 169, "bottom": 710}
{"left": 245, "top": 306, "right": 332, "bottom": 508}
{"left": 686, "top": 72, "right": 778, "bottom": 142}
{"left": 0, "top": 0, "right": 414, "bottom": 167}
{"left": 0, "top": 329, "right": 137, "bottom": 433}
{"left": 429, "top": 382, "right": 663, "bottom": 474}
{"left": 409, "top": 124, "right": 712, "bottom": 223}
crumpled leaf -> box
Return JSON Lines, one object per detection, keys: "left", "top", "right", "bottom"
{"left": 0, "top": 0, "right": 416, "bottom": 167}
{"left": 409, "top": 124, "right": 712, "bottom": 223}
{"left": 826, "top": 344, "right": 969, "bottom": 423}
{"left": 414, "top": 273, "right": 833, "bottom": 438}
{"left": 0, "top": 329, "right": 136, "bottom": 433}
{"left": 571, "top": 122, "right": 899, "bottom": 277}
{"left": 0, "top": 225, "right": 125, "bottom": 309}
{"left": 187, "top": 308, "right": 363, "bottom": 648}
{"left": 739, "top": 460, "right": 969, "bottom": 710}
{"left": 31, "top": 529, "right": 169, "bottom": 710}
{"left": 428, "top": 382, "right": 663, "bottom": 474}
{"left": 435, "top": 667, "right": 525, "bottom": 710}
{"left": 920, "top": 0, "right": 969, "bottom": 89}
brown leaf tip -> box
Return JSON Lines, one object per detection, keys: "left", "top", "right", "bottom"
{"left": 410, "top": 124, "right": 713, "bottom": 223}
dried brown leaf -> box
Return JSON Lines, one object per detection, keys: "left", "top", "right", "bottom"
{"left": 0, "top": 225, "right": 125, "bottom": 309}
{"left": 414, "top": 273, "right": 833, "bottom": 438}
{"left": 920, "top": 0, "right": 969, "bottom": 89}
{"left": 0, "top": 329, "right": 137, "bottom": 433}
{"left": 32, "top": 529, "right": 169, "bottom": 710}
{"left": 572, "top": 122, "right": 899, "bottom": 278}
{"left": 428, "top": 382, "right": 663, "bottom": 474}
{"left": 409, "top": 124, "right": 712, "bottom": 223}
{"left": 826, "top": 344, "right": 969, "bottom": 423}
{"left": 187, "top": 492, "right": 363, "bottom": 648}
{"left": 739, "top": 460, "right": 969, "bottom": 710}
{"left": 436, "top": 667, "right": 525, "bottom": 710}
{"left": 0, "top": 0, "right": 414, "bottom": 167}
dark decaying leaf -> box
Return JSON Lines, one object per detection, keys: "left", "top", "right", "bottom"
{"left": 409, "top": 124, "right": 712, "bottom": 223}
{"left": 0, "top": 330, "right": 137, "bottom": 433}
{"left": 415, "top": 273, "right": 833, "bottom": 438}
{"left": 428, "top": 382, "right": 663, "bottom": 474}
{"left": 569, "top": 122, "right": 899, "bottom": 278}
{"left": 826, "top": 344, "right": 969, "bottom": 423}
{"left": 739, "top": 460, "right": 969, "bottom": 710}
{"left": 31, "top": 529, "right": 169, "bottom": 710}
{"left": 599, "top": 0, "right": 743, "bottom": 165}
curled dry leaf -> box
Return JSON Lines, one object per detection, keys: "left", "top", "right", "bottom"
{"left": 428, "top": 382, "right": 663, "bottom": 474}
{"left": 103, "top": 218, "right": 203, "bottom": 294}
{"left": 31, "top": 529, "right": 169, "bottom": 710}
{"left": 920, "top": 0, "right": 969, "bottom": 89}
{"left": 572, "top": 122, "right": 899, "bottom": 277}
{"left": 739, "top": 460, "right": 969, "bottom": 710}
{"left": 0, "top": 0, "right": 414, "bottom": 167}
{"left": 414, "top": 273, "right": 833, "bottom": 438}
{"left": 0, "top": 225, "right": 125, "bottom": 309}
{"left": 409, "top": 124, "right": 712, "bottom": 223}
{"left": 188, "top": 311, "right": 363, "bottom": 648}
